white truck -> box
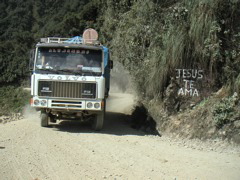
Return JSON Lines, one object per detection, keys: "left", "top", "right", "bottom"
{"left": 29, "top": 29, "right": 112, "bottom": 130}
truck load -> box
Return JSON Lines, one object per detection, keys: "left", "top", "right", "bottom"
{"left": 29, "top": 29, "right": 113, "bottom": 130}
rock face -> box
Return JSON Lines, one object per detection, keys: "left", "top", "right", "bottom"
{"left": 163, "top": 78, "right": 180, "bottom": 114}
{"left": 130, "top": 103, "right": 160, "bottom": 135}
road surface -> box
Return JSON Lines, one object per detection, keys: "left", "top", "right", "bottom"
{"left": 0, "top": 93, "right": 240, "bottom": 180}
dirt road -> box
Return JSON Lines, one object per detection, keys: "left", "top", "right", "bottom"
{"left": 0, "top": 93, "right": 240, "bottom": 180}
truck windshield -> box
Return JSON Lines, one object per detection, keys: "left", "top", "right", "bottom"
{"left": 35, "top": 47, "right": 102, "bottom": 75}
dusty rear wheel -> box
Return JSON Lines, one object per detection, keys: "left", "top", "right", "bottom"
{"left": 41, "top": 112, "right": 49, "bottom": 127}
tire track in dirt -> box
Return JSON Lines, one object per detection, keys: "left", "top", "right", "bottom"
{"left": 0, "top": 93, "right": 240, "bottom": 180}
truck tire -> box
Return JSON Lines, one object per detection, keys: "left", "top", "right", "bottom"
{"left": 92, "top": 111, "right": 105, "bottom": 131}
{"left": 92, "top": 99, "right": 106, "bottom": 131}
{"left": 41, "top": 112, "right": 49, "bottom": 127}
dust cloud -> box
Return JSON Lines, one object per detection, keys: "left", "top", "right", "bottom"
{"left": 22, "top": 104, "right": 39, "bottom": 123}
{"left": 107, "top": 62, "right": 136, "bottom": 114}
{"left": 109, "top": 61, "right": 135, "bottom": 94}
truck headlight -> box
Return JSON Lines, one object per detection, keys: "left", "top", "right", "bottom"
{"left": 34, "top": 99, "right": 40, "bottom": 105}
{"left": 87, "top": 102, "right": 93, "bottom": 108}
{"left": 40, "top": 100, "right": 47, "bottom": 106}
{"left": 94, "top": 103, "right": 100, "bottom": 109}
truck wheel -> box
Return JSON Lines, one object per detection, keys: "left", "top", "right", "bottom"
{"left": 41, "top": 112, "right": 49, "bottom": 127}
{"left": 92, "top": 111, "right": 105, "bottom": 131}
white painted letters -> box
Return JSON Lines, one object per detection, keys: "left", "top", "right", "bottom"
{"left": 176, "top": 69, "right": 203, "bottom": 97}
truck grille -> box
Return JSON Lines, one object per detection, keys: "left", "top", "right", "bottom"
{"left": 38, "top": 81, "right": 96, "bottom": 99}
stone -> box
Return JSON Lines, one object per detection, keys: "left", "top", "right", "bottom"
{"left": 233, "top": 120, "right": 240, "bottom": 128}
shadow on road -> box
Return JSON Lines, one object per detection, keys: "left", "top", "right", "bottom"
{"left": 52, "top": 111, "right": 159, "bottom": 136}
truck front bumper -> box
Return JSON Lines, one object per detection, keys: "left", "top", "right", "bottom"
{"left": 31, "top": 97, "right": 103, "bottom": 111}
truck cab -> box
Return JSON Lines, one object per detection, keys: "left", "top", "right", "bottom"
{"left": 30, "top": 29, "right": 112, "bottom": 130}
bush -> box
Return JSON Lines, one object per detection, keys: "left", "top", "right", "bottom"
{"left": 212, "top": 96, "right": 236, "bottom": 128}
{"left": 0, "top": 86, "right": 31, "bottom": 116}
{"left": 100, "top": 0, "right": 240, "bottom": 102}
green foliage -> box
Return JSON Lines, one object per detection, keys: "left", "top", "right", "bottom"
{"left": 212, "top": 96, "right": 236, "bottom": 128}
{"left": 234, "top": 73, "right": 240, "bottom": 94}
{"left": 112, "top": 1, "right": 157, "bottom": 91}
{"left": 0, "top": 1, "right": 34, "bottom": 84}
{"left": 0, "top": 86, "right": 31, "bottom": 116}
{"left": 0, "top": 0, "right": 98, "bottom": 84}
{"left": 197, "top": 98, "right": 210, "bottom": 107}
{"left": 100, "top": 0, "right": 240, "bottom": 101}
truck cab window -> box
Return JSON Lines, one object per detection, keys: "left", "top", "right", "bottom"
{"left": 35, "top": 47, "right": 102, "bottom": 75}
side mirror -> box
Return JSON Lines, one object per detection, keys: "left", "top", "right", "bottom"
{"left": 29, "top": 49, "right": 35, "bottom": 71}
{"left": 109, "top": 60, "right": 113, "bottom": 69}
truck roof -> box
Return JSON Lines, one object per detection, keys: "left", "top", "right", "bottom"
{"left": 36, "top": 37, "right": 103, "bottom": 51}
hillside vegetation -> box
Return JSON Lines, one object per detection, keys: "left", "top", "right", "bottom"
{"left": 0, "top": 0, "right": 239, "bottom": 142}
